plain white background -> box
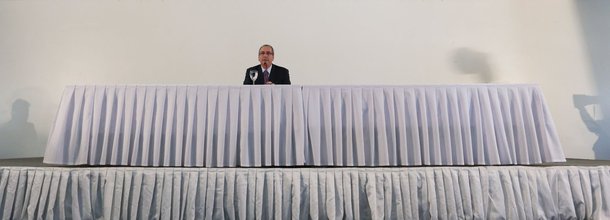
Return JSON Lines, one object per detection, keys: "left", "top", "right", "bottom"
{"left": 0, "top": 0, "right": 607, "bottom": 159}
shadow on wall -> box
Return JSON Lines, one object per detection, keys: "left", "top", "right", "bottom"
{"left": 576, "top": 1, "right": 610, "bottom": 159}
{"left": 0, "top": 99, "right": 41, "bottom": 159}
{"left": 574, "top": 95, "right": 610, "bottom": 159}
{"left": 452, "top": 48, "right": 495, "bottom": 83}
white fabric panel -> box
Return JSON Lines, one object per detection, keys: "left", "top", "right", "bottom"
{"left": 43, "top": 85, "right": 306, "bottom": 167}
{"left": 44, "top": 84, "right": 565, "bottom": 166}
{"left": 302, "top": 85, "right": 565, "bottom": 166}
{"left": 1, "top": 166, "right": 609, "bottom": 219}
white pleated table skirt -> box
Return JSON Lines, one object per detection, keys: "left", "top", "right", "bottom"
{"left": 43, "top": 84, "right": 565, "bottom": 167}
{"left": 1, "top": 166, "right": 607, "bottom": 219}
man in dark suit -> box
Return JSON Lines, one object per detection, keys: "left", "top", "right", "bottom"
{"left": 243, "top": 44, "right": 291, "bottom": 85}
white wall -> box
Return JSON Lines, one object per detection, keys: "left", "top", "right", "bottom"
{"left": 0, "top": 0, "right": 605, "bottom": 159}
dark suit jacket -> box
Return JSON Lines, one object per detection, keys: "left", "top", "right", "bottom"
{"left": 243, "top": 64, "right": 291, "bottom": 85}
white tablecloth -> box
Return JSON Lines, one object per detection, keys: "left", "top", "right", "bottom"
{"left": 43, "top": 85, "right": 306, "bottom": 166}
{"left": 43, "top": 84, "right": 565, "bottom": 166}
{"left": 2, "top": 166, "right": 608, "bottom": 219}
{"left": 303, "top": 85, "right": 564, "bottom": 165}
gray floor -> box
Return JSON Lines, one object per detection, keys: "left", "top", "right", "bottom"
{"left": 0, "top": 157, "right": 51, "bottom": 167}
{"left": 1, "top": 157, "right": 610, "bottom": 167}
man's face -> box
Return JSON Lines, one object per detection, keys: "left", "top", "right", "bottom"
{"left": 258, "top": 46, "right": 274, "bottom": 67}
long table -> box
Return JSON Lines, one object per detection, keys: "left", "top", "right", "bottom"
{"left": 43, "top": 84, "right": 565, "bottom": 166}
{"left": 3, "top": 166, "right": 606, "bottom": 219}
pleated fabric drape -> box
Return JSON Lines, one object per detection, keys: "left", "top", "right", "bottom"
{"left": 44, "top": 84, "right": 564, "bottom": 166}
{"left": 43, "top": 85, "right": 306, "bottom": 167}
{"left": 303, "top": 85, "right": 564, "bottom": 165}
{"left": 1, "top": 166, "right": 608, "bottom": 219}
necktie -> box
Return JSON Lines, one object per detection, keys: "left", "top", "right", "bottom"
{"left": 263, "top": 70, "right": 269, "bottom": 83}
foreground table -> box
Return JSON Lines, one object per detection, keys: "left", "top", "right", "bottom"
{"left": 2, "top": 166, "right": 606, "bottom": 219}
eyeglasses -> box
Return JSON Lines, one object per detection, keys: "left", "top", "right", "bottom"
{"left": 259, "top": 51, "right": 274, "bottom": 55}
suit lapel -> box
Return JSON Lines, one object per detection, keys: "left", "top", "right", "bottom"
{"left": 258, "top": 65, "right": 264, "bottom": 84}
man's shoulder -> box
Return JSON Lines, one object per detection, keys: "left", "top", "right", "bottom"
{"left": 273, "top": 64, "right": 289, "bottom": 72}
